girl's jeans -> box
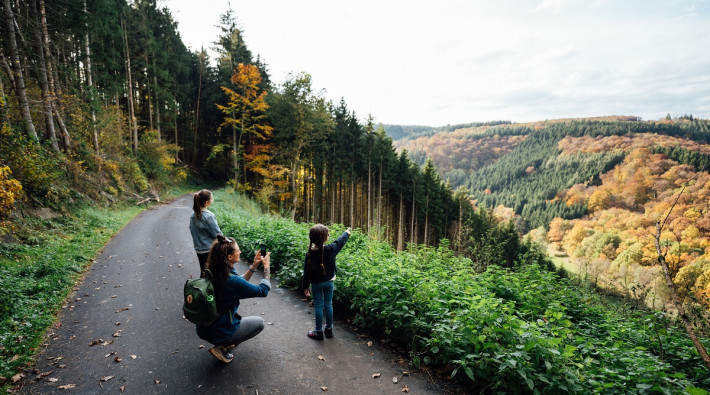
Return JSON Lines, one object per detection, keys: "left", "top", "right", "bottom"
{"left": 311, "top": 281, "right": 334, "bottom": 331}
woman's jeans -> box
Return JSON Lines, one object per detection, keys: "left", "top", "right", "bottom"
{"left": 311, "top": 281, "right": 334, "bottom": 331}
{"left": 219, "top": 316, "right": 264, "bottom": 347}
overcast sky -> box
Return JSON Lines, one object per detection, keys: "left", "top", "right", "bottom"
{"left": 163, "top": 0, "right": 710, "bottom": 126}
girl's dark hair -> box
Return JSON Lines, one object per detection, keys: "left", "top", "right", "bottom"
{"left": 206, "top": 234, "right": 237, "bottom": 296}
{"left": 306, "top": 224, "right": 329, "bottom": 275}
{"left": 193, "top": 190, "right": 212, "bottom": 221}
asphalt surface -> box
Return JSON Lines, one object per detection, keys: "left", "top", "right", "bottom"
{"left": 20, "top": 195, "right": 459, "bottom": 394}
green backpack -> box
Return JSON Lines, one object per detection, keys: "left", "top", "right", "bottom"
{"left": 183, "top": 269, "right": 222, "bottom": 326}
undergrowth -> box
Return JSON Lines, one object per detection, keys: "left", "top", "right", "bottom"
{"left": 212, "top": 189, "right": 710, "bottom": 394}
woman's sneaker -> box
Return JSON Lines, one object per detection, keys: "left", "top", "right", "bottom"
{"left": 324, "top": 328, "right": 333, "bottom": 338}
{"left": 307, "top": 330, "right": 324, "bottom": 340}
{"left": 209, "top": 345, "right": 234, "bottom": 363}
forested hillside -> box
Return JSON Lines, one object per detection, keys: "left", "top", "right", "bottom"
{"left": 395, "top": 117, "right": 710, "bottom": 314}
{"left": 0, "top": 0, "right": 465, "bottom": 251}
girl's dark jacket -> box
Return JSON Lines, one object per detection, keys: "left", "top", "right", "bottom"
{"left": 301, "top": 231, "right": 349, "bottom": 289}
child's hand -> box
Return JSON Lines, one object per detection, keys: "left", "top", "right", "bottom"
{"left": 304, "top": 288, "right": 311, "bottom": 297}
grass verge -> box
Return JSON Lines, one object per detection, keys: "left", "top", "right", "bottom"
{"left": 0, "top": 184, "right": 195, "bottom": 388}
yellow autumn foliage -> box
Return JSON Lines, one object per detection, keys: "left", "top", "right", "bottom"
{"left": 0, "top": 166, "right": 23, "bottom": 220}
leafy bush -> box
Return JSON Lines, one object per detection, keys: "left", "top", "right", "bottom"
{"left": 210, "top": 190, "right": 710, "bottom": 392}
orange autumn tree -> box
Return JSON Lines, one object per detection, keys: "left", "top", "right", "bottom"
{"left": 217, "top": 63, "right": 276, "bottom": 190}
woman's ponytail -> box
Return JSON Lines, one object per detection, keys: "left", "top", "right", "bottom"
{"left": 193, "top": 190, "right": 212, "bottom": 221}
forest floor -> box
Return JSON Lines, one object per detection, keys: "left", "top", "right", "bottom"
{"left": 18, "top": 195, "right": 462, "bottom": 394}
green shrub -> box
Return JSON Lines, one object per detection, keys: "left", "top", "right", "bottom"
{"left": 210, "top": 189, "right": 710, "bottom": 392}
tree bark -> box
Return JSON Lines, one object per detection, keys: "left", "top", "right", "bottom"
{"left": 144, "top": 52, "right": 153, "bottom": 131}
{"left": 193, "top": 51, "right": 204, "bottom": 164}
{"left": 83, "top": 0, "right": 99, "bottom": 154}
{"left": 30, "top": 0, "right": 59, "bottom": 153}
{"left": 397, "top": 193, "right": 404, "bottom": 251}
{"left": 291, "top": 159, "right": 298, "bottom": 221}
{"left": 153, "top": 58, "right": 160, "bottom": 139}
{"left": 3, "top": 0, "right": 38, "bottom": 142}
{"left": 121, "top": 16, "right": 138, "bottom": 154}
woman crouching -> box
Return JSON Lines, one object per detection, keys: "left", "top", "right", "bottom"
{"left": 196, "top": 234, "right": 271, "bottom": 363}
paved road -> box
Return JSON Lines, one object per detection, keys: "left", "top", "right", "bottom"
{"left": 20, "top": 195, "right": 459, "bottom": 394}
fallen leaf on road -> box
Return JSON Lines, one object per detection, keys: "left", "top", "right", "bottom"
{"left": 89, "top": 339, "right": 104, "bottom": 346}
{"left": 131, "top": 355, "right": 137, "bottom": 359}
{"left": 120, "top": 386, "right": 125, "bottom": 392}
{"left": 198, "top": 345, "right": 204, "bottom": 349}
{"left": 402, "top": 371, "right": 409, "bottom": 376}
{"left": 393, "top": 376, "right": 398, "bottom": 384}
{"left": 114, "top": 357, "right": 122, "bottom": 363}
{"left": 367, "top": 341, "right": 373, "bottom": 347}
{"left": 58, "top": 364, "right": 66, "bottom": 368}
{"left": 372, "top": 373, "right": 381, "bottom": 379}
{"left": 105, "top": 352, "right": 117, "bottom": 357}
{"left": 58, "top": 384, "right": 76, "bottom": 389}
{"left": 100, "top": 375, "right": 114, "bottom": 382}
{"left": 48, "top": 378, "right": 59, "bottom": 383}
{"left": 402, "top": 385, "right": 410, "bottom": 392}
{"left": 112, "top": 331, "right": 122, "bottom": 337}
{"left": 11, "top": 373, "right": 24, "bottom": 383}
{"left": 116, "top": 322, "right": 121, "bottom": 326}
{"left": 320, "top": 386, "right": 327, "bottom": 391}
{"left": 318, "top": 355, "right": 326, "bottom": 361}
{"left": 154, "top": 380, "right": 161, "bottom": 384}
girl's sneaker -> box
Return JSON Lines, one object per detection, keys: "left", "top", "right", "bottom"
{"left": 307, "top": 330, "right": 324, "bottom": 340}
{"left": 324, "top": 328, "right": 333, "bottom": 338}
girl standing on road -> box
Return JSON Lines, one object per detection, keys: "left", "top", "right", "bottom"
{"left": 302, "top": 224, "right": 351, "bottom": 340}
{"left": 197, "top": 234, "right": 271, "bottom": 363}
{"left": 189, "top": 189, "right": 222, "bottom": 277}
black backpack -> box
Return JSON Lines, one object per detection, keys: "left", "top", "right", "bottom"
{"left": 183, "top": 269, "right": 225, "bottom": 326}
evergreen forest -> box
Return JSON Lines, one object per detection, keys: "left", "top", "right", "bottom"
{"left": 1, "top": 0, "right": 709, "bottom": 392}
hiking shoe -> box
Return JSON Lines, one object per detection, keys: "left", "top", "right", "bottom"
{"left": 209, "top": 345, "right": 234, "bottom": 363}
{"left": 324, "top": 328, "right": 333, "bottom": 338}
{"left": 308, "top": 330, "right": 324, "bottom": 340}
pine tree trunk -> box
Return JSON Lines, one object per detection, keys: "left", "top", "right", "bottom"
{"left": 193, "top": 53, "right": 203, "bottom": 164}
{"left": 350, "top": 179, "right": 354, "bottom": 226}
{"left": 411, "top": 180, "right": 416, "bottom": 244}
{"left": 84, "top": 0, "right": 99, "bottom": 154}
{"left": 3, "top": 0, "right": 38, "bottom": 142}
{"left": 378, "top": 162, "right": 383, "bottom": 229}
{"left": 397, "top": 193, "right": 404, "bottom": 251}
{"left": 144, "top": 52, "right": 153, "bottom": 131}
{"left": 367, "top": 158, "right": 372, "bottom": 232}
{"left": 40, "top": 0, "right": 70, "bottom": 151}
{"left": 174, "top": 98, "right": 179, "bottom": 161}
{"left": 291, "top": 159, "right": 298, "bottom": 221}
{"left": 153, "top": 58, "right": 160, "bottom": 139}
{"left": 121, "top": 16, "right": 138, "bottom": 155}
{"left": 424, "top": 192, "right": 429, "bottom": 246}
{"left": 30, "top": 0, "right": 59, "bottom": 153}
{"left": 0, "top": 73, "right": 6, "bottom": 123}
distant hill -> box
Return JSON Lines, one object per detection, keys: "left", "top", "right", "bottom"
{"left": 380, "top": 121, "right": 511, "bottom": 141}
{"left": 395, "top": 115, "right": 710, "bottom": 309}
{"left": 394, "top": 116, "right": 710, "bottom": 230}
